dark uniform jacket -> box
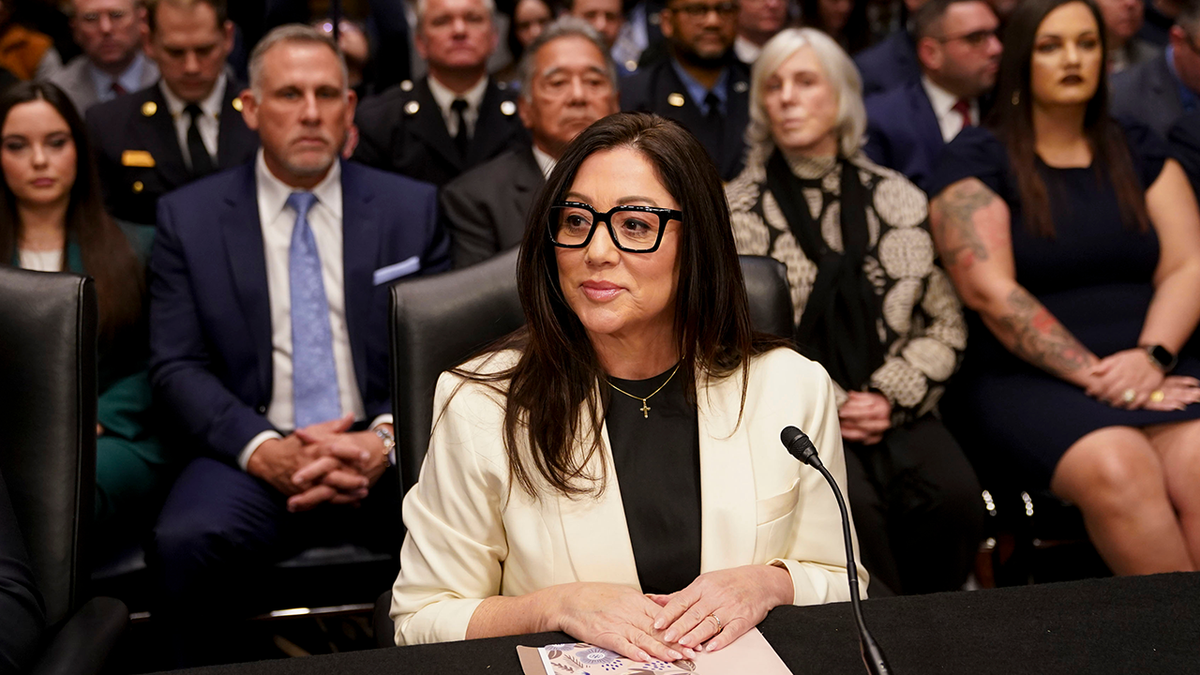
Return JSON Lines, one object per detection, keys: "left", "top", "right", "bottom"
{"left": 352, "top": 76, "right": 528, "bottom": 187}
{"left": 440, "top": 145, "right": 544, "bottom": 268}
{"left": 854, "top": 30, "right": 920, "bottom": 98}
{"left": 620, "top": 57, "right": 750, "bottom": 181}
{"left": 86, "top": 80, "right": 259, "bottom": 226}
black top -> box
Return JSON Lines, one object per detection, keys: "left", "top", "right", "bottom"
{"left": 605, "top": 365, "right": 701, "bottom": 595}
{"left": 927, "top": 123, "right": 1200, "bottom": 485}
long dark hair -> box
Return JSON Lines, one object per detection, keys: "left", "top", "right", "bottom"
{"left": 987, "top": 0, "right": 1147, "bottom": 237}
{"left": 0, "top": 82, "right": 143, "bottom": 342}
{"left": 802, "top": 0, "right": 871, "bottom": 54}
{"left": 457, "top": 113, "right": 787, "bottom": 498}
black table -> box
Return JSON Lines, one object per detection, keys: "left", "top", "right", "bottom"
{"left": 165, "top": 572, "right": 1200, "bottom": 674}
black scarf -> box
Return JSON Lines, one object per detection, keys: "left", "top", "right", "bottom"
{"left": 765, "top": 150, "right": 885, "bottom": 391}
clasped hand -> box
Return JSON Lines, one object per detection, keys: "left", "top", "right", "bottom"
{"left": 552, "top": 566, "right": 791, "bottom": 663}
{"left": 838, "top": 391, "right": 892, "bottom": 445}
{"left": 246, "top": 413, "right": 388, "bottom": 512}
{"left": 1085, "top": 349, "right": 1200, "bottom": 410}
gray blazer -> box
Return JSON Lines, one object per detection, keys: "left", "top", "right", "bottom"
{"left": 46, "top": 55, "right": 160, "bottom": 117}
{"left": 1111, "top": 52, "right": 1184, "bottom": 139}
{"left": 439, "top": 145, "right": 545, "bottom": 269}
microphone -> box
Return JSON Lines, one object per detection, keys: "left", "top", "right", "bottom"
{"left": 780, "top": 426, "right": 892, "bottom": 675}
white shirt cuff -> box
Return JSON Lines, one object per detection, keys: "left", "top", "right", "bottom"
{"left": 369, "top": 414, "right": 394, "bottom": 430}
{"left": 238, "top": 430, "right": 283, "bottom": 471}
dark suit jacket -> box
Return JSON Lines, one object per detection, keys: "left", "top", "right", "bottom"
{"left": 864, "top": 79, "right": 945, "bottom": 192}
{"left": 1111, "top": 52, "right": 1185, "bottom": 140}
{"left": 352, "top": 77, "right": 528, "bottom": 187}
{"left": 620, "top": 57, "right": 750, "bottom": 181}
{"left": 86, "top": 80, "right": 260, "bottom": 226}
{"left": 1169, "top": 110, "right": 1200, "bottom": 196}
{"left": 148, "top": 160, "right": 451, "bottom": 464}
{"left": 854, "top": 31, "right": 920, "bottom": 98}
{"left": 440, "top": 145, "right": 544, "bottom": 269}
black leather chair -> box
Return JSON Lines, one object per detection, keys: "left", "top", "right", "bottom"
{"left": 376, "top": 253, "right": 796, "bottom": 645}
{"left": 0, "top": 267, "right": 128, "bottom": 675}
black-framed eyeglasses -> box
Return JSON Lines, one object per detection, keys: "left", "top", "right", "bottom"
{"left": 548, "top": 201, "right": 682, "bottom": 253}
{"left": 937, "top": 27, "right": 1000, "bottom": 48}
{"left": 670, "top": 1, "right": 740, "bottom": 19}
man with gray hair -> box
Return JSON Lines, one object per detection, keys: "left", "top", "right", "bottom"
{"left": 86, "top": 0, "right": 257, "bottom": 225}
{"left": 353, "top": 0, "right": 527, "bottom": 187}
{"left": 148, "top": 23, "right": 449, "bottom": 665}
{"left": 1112, "top": 0, "right": 1200, "bottom": 138}
{"left": 440, "top": 18, "right": 619, "bottom": 268}
{"left": 48, "top": 0, "right": 159, "bottom": 115}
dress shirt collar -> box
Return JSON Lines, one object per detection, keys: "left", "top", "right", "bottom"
{"left": 670, "top": 57, "right": 729, "bottom": 116}
{"left": 531, "top": 144, "right": 556, "bottom": 178}
{"left": 426, "top": 73, "right": 489, "bottom": 122}
{"left": 88, "top": 51, "right": 148, "bottom": 99}
{"left": 160, "top": 72, "right": 228, "bottom": 120}
{"left": 255, "top": 148, "right": 343, "bottom": 225}
{"left": 734, "top": 35, "right": 762, "bottom": 64}
{"left": 921, "top": 75, "right": 976, "bottom": 141}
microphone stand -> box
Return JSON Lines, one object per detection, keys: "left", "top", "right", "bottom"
{"left": 781, "top": 426, "right": 892, "bottom": 675}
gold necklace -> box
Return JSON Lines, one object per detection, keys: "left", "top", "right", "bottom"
{"left": 607, "top": 363, "right": 681, "bottom": 419}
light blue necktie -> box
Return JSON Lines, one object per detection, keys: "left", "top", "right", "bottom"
{"left": 287, "top": 191, "right": 340, "bottom": 429}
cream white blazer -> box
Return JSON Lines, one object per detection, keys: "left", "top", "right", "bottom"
{"left": 391, "top": 347, "right": 866, "bottom": 645}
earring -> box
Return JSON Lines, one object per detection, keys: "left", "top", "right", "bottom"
{"left": 1011, "top": 90, "right": 1020, "bottom": 106}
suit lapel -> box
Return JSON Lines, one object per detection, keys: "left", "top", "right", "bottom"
{"left": 557, "top": 414, "right": 643, "bottom": 587}
{"left": 722, "top": 65, "right": 751, "bottom": 177}
{"left": 217, "top": 81, "right": 258, "bottom": 167}
{"left": 414, "top": 79, "right": 463, "bottom": 173}
{"left": 142, "top": 85, "right": 191, "bottom": 188}
{"left": 468, "top": 82, "right": 517, "bottom": 165}
{"left": 696, "top": 370, "right": 757, "bottom": 572}
{"left": 340, "top": 162, "right": 376, "bottom": 399}
{"left": 912, "top": 81, "right": 944, "bottom": 156}
{"left": 512, "top": 147, "right": 544, "bottom": 212}
{"left": 219, "top": 164, "right": 273, "bottom": 398}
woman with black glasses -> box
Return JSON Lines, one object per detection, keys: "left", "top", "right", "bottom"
{"left": 390, "top": 112, "right": 863, "bottom": 659}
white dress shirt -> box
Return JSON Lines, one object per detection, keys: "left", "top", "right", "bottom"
{"left": 734, "top": 35, "right": 762, "bottom": 65}
{"left": 531, "top": 144, "right": 556, "bottom": 178}
{"left": 18, "top": 249, "right": 63, "bottom": 271}
{"left": 160, "top": 73, "right": 226, "bottom": 170}
{"left": 921, "top": 76, "right": 978, "bottom": 144}
{"left": 88, "top": 52, "right": 152, "bottom": 104}
{"left": 238, "top": 151, "right": 390, "bottom": 469}
{"left": 426, "top": 74, "right": 488, "bottom": 139}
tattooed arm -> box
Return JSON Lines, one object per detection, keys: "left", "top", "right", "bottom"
{"left": 930, "top": 178, "right": 1099, "bottom": 387}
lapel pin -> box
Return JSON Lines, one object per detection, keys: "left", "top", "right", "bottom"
{"left": 733, "top": 81, "right": 748, "bottom": 94}
{"left": 132, "top": 181, "right": 144, "bottom": 193}
{"left": 141, "top": 101, "right": 157, "bottom": 116}
{"left": 667, "top": 92, "right": 685, "bottom": 107}
{"left": 500, "top": 100, "right": 517, "bottom": 116}
{"left": 400, "top": 79, "right": 414, "bottom": 92}
{"left": 232, "top": 97, "right": 243, "bottom": 112}
{"left": 404, "top": 100, "right": 420, "bottom": 115}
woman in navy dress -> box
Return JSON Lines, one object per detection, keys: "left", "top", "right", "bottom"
{"left": 928, "top": 0, "right": 1200, "bottom": 574}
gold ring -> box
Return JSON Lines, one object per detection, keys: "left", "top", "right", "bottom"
{"left": 1150, "top": 390, "right": 1165, "bottom": 403}
{"left": 1122, "top": 389, "right": 1136, "bottom": 403}
{"left": 710, "top": 614, "right": 723, "bottom": 632}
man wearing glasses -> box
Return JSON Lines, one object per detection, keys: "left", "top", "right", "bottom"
{"left": 620, "top": 0, "right": 749, "bottom": 181}
{"left": 1112, "top": 0, "right": 1200, "bottom": 139}
{"left": 864, "top": 0, "right": 1001, "bottom": 192}
{"left": 48, "top": 0, "right": 159, "bottom": 114}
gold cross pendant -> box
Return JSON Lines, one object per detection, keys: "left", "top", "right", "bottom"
{"left": 640, "top": 400, "right": 651, "bottom": 418}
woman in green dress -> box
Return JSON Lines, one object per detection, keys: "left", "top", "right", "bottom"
{"left": 0, "top": 81, "right": 171, "bottom": 548}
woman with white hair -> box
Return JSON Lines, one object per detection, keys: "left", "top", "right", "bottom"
{"left": 726, "top": 27, "right": 984, "bottom": 596}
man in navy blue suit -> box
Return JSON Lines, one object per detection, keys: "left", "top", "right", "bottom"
{"left": 863, "top": 0, "right": 1001, "bottom": 192}
{"left": 148, "top": 23, "right": 449, "bottom": 664}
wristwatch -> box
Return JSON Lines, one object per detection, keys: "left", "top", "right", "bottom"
{"left": 374, "top": 426, "right": 396, "bottom": 467}
{"left": 1142, "top": 344, "right": 1177, "bottom": 373}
